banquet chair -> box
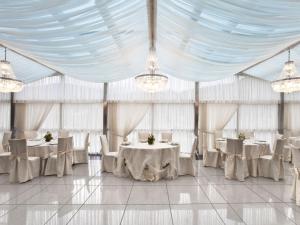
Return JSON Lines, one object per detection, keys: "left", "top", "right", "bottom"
{"left": 283, "top": 138, "right": 292, "bottom": 162}
{"left": 1, "top": 131, "right": 11, "bottom": 152}
{"left": 291, "top": 146, "right": 300, "bottom": 205}
{"left": 44, "top": 137, "right": 73, "bottom": 177}
{"left": 138, "top": 132, "right": 150, "bottom": 143}
{"left": 24, "top": 130, "right": 38, "bottom": 139}
{"left": 0, "top": 132, "right": 11, "bottom": 173}
{"left": 224, "top": 138, "right": 249, "bottom": 181}
{"left": 58, "top": 130, "right": 69, "bottom": 138}
{"left": 9, "top": 139, "right": 40, "bottom": 183}
{"left": 100, "top": 135, "right": 118, "bottom": 173}
{"left": 258, "top": 139, "right": 284, "bottom": 181}
{"left": 161, "top": 132, "right": 172, "bottom": 142}
{"left": 73, "top": 133, "right": 89, "bottom": 164}
{"left": 179, "top": 137, "right": 198, "bottom": 176}
{"left": 203, "top": 130, "right": 223, "bottom": 168}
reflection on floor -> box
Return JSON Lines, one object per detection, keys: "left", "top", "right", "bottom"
{"left": 0, "top": 159, "right": 297, "bottom": 225}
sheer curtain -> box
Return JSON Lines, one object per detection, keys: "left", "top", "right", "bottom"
{"left": 108, "top": 103, "right": 150, "bottom": 151}
{"left": 199, "top": 103, "right": 237, "bottom": 150}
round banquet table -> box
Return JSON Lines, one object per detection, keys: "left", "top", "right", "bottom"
{"left": 289, "top": 137, "right": 300, "bottom": 148}
{"left": 27, "top": 140, "right": 57, "bottom": 175}
{"left": 114, "top": 143, "right": 180, "bottom": 181}
{"left": 216, "top": 139, "right": 271, "bottom": 159}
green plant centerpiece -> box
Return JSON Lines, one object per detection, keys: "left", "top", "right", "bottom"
{"left": 238, "top": 132, "right": 245, "bottom": 141}
{"left": 44, "top": 131, "right": 53, "bottom": 142}
{"left": 147, "top": 134, "right": 155, "bottom": 145}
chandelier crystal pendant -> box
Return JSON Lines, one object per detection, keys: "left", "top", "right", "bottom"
{"left": 0, "top": 47, "right": 23, "bottom": 93}
{"left": 135, "top": 49, "right": 168, "bottom": 93}
{"left": 271, "top": 49, "right": 300, "bottom": 93}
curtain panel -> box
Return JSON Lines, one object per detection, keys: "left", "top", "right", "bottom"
{"left": 108, "top": 103, "right": 150, "bottom": 151}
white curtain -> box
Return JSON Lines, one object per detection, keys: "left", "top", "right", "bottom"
{"left": 199, "top": 103, "right": 237, "bottom": 150}
{"left": 14, "top": 103, "right": 53, "bottom": 138}
{"left": 284, "top": 103, "right": 300, "bottom": 133}
{"left": 25, "top": 103, "right": 53, "bottom": 131}
{"left": 108, "top": 103, "right": 150, "bottom": 151}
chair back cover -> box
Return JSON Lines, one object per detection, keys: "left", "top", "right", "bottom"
{"left": 292, "top": 147, "right": 300, "bottom": 168}
{"left": 57, "top": 137, "right": 73, "bottom": 177}
{"left": 273, "top": 138, "right": 284, "bottom": 159}
{"left": 161, "top": 132, "right": 172, "bottom": 142}
{"left": 100, "top": 135, "right": 109, "bottom": 155}
{"left": 24, "top": 130, "right": 38, "bottom": 139}
{"left": 226, "top": 138, "right": 243, "bottom": 155}
{"left": 2, "top": 131, "right": 12, "bottom": 152}
{"left": 58, "top": 130, "right": 69, "bottom": 138}
{"left": 138, "top": 132, "right": 150, "bottom": 143}
{"left": 8, "top": 139, "right": 33, "bottom": 183}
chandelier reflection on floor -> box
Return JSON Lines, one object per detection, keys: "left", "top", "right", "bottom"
{"left": 271, "top": 49, "right": 300, "bottom": 93}
{"left": 135, "top": 48, "right": 168, "bottom": 93}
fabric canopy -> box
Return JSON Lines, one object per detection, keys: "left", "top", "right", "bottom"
{"left": 0, "top": 0, "right": 300, "bottom": 82}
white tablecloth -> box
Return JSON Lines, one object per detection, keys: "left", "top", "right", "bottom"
{"left": 216, "top": 139, "right": 271, "bottom": 159}
{"left": 114, "top": 143, "right": 180, "bottom": 181}
{"left": 27, "top": 140, "right": 57, "bottom": 159}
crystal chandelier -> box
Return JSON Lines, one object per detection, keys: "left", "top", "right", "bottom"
{"left": 0, "top": 47, "right": 23, "bottom": 93}
{"left": 135, "top": 49, "right": 168, "bottom": 93}
{"left": 271, "top": 49, "right": 300, "bottom": 93}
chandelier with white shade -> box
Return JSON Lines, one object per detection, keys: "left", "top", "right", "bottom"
{"left": 135, "top": 0, "right": 168, "bottom": 93}
{"left": 271, "top": 49, "right": 300, "bottom": 93}
{"left": 0, "top": 47, "right": 23, "bottom": 93}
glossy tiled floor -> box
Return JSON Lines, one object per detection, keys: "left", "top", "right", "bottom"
{"left": 0, "top": 158, "right": 298, "bottom": 225}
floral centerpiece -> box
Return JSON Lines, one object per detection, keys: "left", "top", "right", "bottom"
{"left": 238, "top": 132, "right": 245, "bottom": 141}
{"left": 147, "top": 134, "right": 155, "bottom": 145}
{"left": 44, "top": 131, "right": 53, "bottom": 142}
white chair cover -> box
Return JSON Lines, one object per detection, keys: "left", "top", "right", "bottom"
{"left": 138, "top": 132, "right": 150, "bottom": 143}
{"left": 0, "top": 152, "right": 10, "bottom": 174}
{"left": 100, "top": 135, "right": 118, "bottom": 173}
{"left": 9, "top": 139, "right": 40, "bottom": 183}
{"left": 58, "top": 130, "right": 69, "bottom": 138}
{"left": 73, "top": 133, "right": 89, "bottom": 164}
{"left": 203, "top": 147, "right": 220, "bottom": 168}
{"left": 44, "top": 137, "right": 73, "bottom": 177}
{"left": 179, "top": 137, "right": 198, "bottom": 176}
{"left": 245, "top": 144, "right": 260, "bottom": 177}
{"left": 161, "top": 132, "right": 172, "bottom": 142}
{"left": 283, "top": 138, "right": 292, "bottom": 162}
{"left": 224, "top": 138, "right": 249, "bottom": 181}
{"left": 2, "top": 131, "right": 11, "bottom": 152}
{"left": 291, "top": 146, "right": 300, "bottom": 205}
{"left": 258, "top": 139, "right": 284, "bottom": 181}
{"left": 24, "top": 130, "right": 38, "bottom": 139}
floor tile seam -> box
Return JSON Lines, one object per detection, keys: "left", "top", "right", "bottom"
{"left": 197, "top": 181, "right": 227, "bottom": 225}
{"left": 62, "top": 182, "right": 102, "bottom": 225}
{"left": 244, "top": 183, "right": 283, "bottom": 203}
{"left": 118, "top": 183, "right": 134, "bottom": 225}
{"left": 1, "top": 182, "right": 50, "bottom": 205}
{"left": 165, "top": 182, "right": 175, "bottom": 225}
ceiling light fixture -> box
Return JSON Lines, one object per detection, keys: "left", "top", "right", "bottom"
{"left": 271, "top": 49, "right": 300, "bottom": 93}
{"left": 0, "top": 47, "right": 23, "bottom": 93}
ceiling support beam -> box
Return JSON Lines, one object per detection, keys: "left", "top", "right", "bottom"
{"left": 0, "top": 43, "right": 63, "bottom": 75}
{"left": 239, "top": 39, "right": 300, "bottom": 73}
{"left": 147, "top": 0, "right": 157, "bottom": 51}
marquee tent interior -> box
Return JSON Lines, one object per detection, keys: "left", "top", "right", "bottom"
{"left": 0, "top": 0, "right": 300, "bottom": 225}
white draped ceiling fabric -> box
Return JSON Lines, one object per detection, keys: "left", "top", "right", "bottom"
{"left": 1, "top": 0, "right": 300, "bottom": 82}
